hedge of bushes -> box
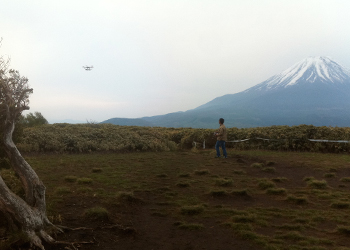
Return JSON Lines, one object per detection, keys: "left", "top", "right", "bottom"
{"left": 13, "top": 123, "right": 350, "bottom": 153}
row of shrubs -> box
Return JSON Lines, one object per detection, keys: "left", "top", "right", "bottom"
{"left": 13, "top": 123, "right": 350, "bottom": 153}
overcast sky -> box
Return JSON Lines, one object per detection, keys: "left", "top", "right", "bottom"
{"left": 2, "top": 0, "right": 350, "bottom": 123}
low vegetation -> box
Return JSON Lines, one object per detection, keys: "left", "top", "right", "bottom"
{"left": 180, "top": 205, "right": 205, "bottom": 215}
{"left": 266, "top": 188, "right": 287, "bottom": 195}
{"left": 9, "top": 123, "right": 350, "bottom": 153}
{"left": 286, "top": 195, "right": 309, "bottom": 205}
{"left": 307, "top": 179, "right": 328, "bottom": 189}
{"left": 84, "top": 206, "right": 109, "bottom": 220}
{"left": 77, "top": 177, "right": 93, "bottom": 185}
{"left": 2, "top": 147, "right": 350, "bottom": 249}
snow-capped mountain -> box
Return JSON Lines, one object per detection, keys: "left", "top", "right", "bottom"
{"left": 103, "top": 56, "right": 350, "bottom": 128}
{"left": 246, "top": 56, "right": 350, "bottom": 92}
{"left": 195, "top": 56, "right": 350, "bottom": 112}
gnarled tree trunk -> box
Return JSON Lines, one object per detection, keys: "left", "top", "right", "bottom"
{"left": 0, "top": 57, "right": 59, "bottom": 249}
{"left": 1, "top": 118, "right": 58, "bottom": 249}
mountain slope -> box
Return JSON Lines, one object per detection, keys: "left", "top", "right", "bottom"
{"left": 100, "top": 118, "right": 155, "bottom": 127}
{"left": 102, "top": 56, "right": 350, "bottom": 128}
{"left": 197, "top": 56, "right": 350, "bottom": 110}
{"left": 189, "top": 56, "right": 350, "bottom": 127}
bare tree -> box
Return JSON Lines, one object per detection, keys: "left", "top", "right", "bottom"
{"left": 0, "top": 46, "right": 60, "bottom": 249}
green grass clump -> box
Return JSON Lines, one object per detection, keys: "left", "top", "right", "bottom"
{"left": 194, "top": 169, "right": 210, "bottom": 175}
{"left": 311, "top": 216, "right": 326, "bottom": 223}
{"left": 176, "top": 222, "right": 204, "bottom": 230}
{"left": 278, "top": 223, "right": 303, "bottom": 231}
{"left": 156, "top": 201, "right": 173, "bottom": 206}
{"left": 92, "top": 168, "right": 102, "bottom": 173}
{"left": 286, "top": 195, "right": 308, "bottom": 205}
{"left": 232, "top": 214, "right": 256, "bottom": 223}
{"left": 258, "top": 179, "right": 276, "bottom": 190}
{"left": 271, "top": 177, "right": 288, "bottom": 182}
{"left": 266, "top": 188, "right": 287, "bottom": 195}
{"left": 235, "top": 230, "right": 261, "bottom": 241}
{"left": 77, "top": 177, "right": 93, "bottom": 185}
{"left": 233, "top": 170, "right": 246, "bottom": 175}
{"left": 210, "top": 190, "right": 229, "bottom": 197}
{"left": 156, "top": 173, "right": 168, "bottom": 178}
{"left": 317, "top": 192, "right": 333, "bottom": 200}
{"left": 219, "top": 208, "right": 248, "bottom": 216}
{"left": 262, "top": 167, "right": 276, "bottom": 173}
{"left": 251, "top": 163, "right": 264, "bottom": 168}
{"left": 340, "top": 177, "right": 350, "bottom": 182}
{"left": 165, "top": 191, "right": 177, "bottom": 197}
{"left": 176, "top": 182, "right": 190, "bottom": 188}
{"left": 225, "top": 222, "right": 253, "bottom": 231}
{"left": 64, "top": 175, "right": 77, "bottom": 182}
{"left": 84, "top": 206, "right": 109, "bottom": 220}
{"left": 323, "top": 173, "right": 336, "bottom": 178}
{"left": 293, "top": 218, "right": 309, "bottom": 224}
{"left": 0, "top": 169, "right": 24, "bottom": 196}
{"left": 54, "top": 186, "right": 71, "bottom": 195}
{"left": 337, "top": 226, "right": 350, "bottom": 235}
{"left": 303, "top": 177, "right": 315, "bottom": 182}
{"left": 151, "top": 211, "right": 168, "bottom": 217}
{"left": 331, "top": 201, "right": 350, "bottom": 209}
{"left": 231, "top": 189, "right": 250, "bottom": 197}
{"left": 215, "top": 178, "right": 233, "bottom": 187}
{"left": 178, "top": 173, "right": 190, "bottom": 178}
{"left": 307, "top": 180, "right": 328, "bottom": 189}
{"left": 180, "top": 205, "right": 204, "bottom": 215}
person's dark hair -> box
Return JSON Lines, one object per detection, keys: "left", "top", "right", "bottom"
{"left": 219, "top": 118, "right": 224, "bottom": 124}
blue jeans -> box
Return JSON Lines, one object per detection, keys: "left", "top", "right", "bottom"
{"left": 215, "top": 140, "right": 227, "bottom": 157}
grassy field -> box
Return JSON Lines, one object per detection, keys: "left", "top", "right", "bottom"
{"left": 2, "top": 149, "right": 350, "bottom": 250}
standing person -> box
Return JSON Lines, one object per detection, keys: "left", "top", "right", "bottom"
{"left": 215, "top": 118, "right": 227, "bottom": 158}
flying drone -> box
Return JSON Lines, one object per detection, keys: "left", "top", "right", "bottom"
{"left": 83, "top": 65, "right": 94, "bottom": 71}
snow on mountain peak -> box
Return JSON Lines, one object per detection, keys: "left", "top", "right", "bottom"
{"left": 250, "top": 56, "right": 350, "bottom": 92}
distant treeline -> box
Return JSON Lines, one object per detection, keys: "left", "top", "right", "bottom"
{"left": 13, "top": 123, "right": 350, "bottom": 153}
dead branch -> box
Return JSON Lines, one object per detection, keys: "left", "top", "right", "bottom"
{"left": 97, "top": 224, "right": 137, "bottom": 234}
{"left": 56, "top": 225, "right": 93, "bottom": 231}
{"left": 54, "top": 240, "right": 95, "bottom": 250}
